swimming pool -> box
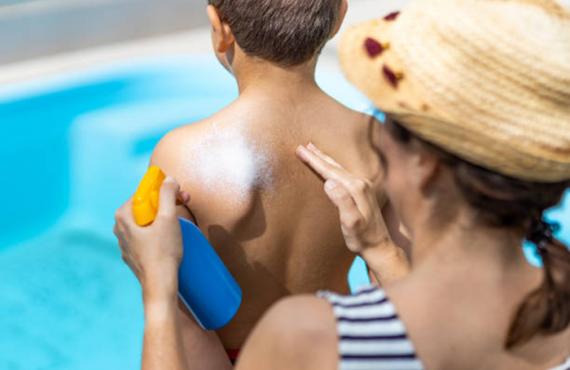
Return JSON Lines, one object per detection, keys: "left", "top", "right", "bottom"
{"left": 0, "top": 56, "right": 241, "bottom": 370}
{"left": 0, "top": 55, "right": 568, "bottom": 370}
{"left": 0, "top": 55, "right": 370, "bottom": 370}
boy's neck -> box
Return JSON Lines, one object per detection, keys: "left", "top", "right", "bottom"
{"left": 234, "top": 58, "right": 320, "bottom": 98}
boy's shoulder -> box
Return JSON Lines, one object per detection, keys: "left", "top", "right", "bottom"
{"left": 150, "top": 102, "right": 251, "bottom": 166}
{"left": 323, "top": 96, "right": 380, "bottom": 132}
{"left": 151, "top": 99, "right": 247, "bottom": 159}
{"left": 151, "top": 117, "right": 214, "bottom": 167}
{"left": 149, "top": 113, "right": 236, "bottom": 194}
{"left": 149, "top": 116, "right": 237, "bottom": 218}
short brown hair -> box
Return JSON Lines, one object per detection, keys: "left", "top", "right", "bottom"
{"left": 208, "top": 0, "right": 342, "bottom": 66}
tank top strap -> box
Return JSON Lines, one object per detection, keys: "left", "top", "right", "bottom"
{"left": 318, "top": 285, "right": 424, "bottom": 370}
{"left": 550, "top": 356, "right": 570, "bottom": 370}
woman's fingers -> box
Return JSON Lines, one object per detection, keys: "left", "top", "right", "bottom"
{"left": 177, "top": 191, "right": 191, "bottom": 206}
{"left": 115, "top": 198, "right": 135, "bottom": 229}
{"left": 324, "top": 180, "right": 364, "bottom": 232}
{"left": 114, "top": 222, "right": 128, "bottom": 249}
{"left": 298, "top": 144, "right": 390, "bottom": 254}
{"left": 298, "top": 144, "right": 377, "bottom": 218}
{"left": 113, "top": 223, "right": 120, "bottom": 238}
{"left": 297, "top": 145, "right": 355, "bottom": 189}
{"left": 296, "top": 145, "right": 341, "bottom": 181}
{"left": 307, "top": 143, "right": 343, "bottom": 169}
{"left": 157, "top": 177, "right": 179, "bottom": 220}
{"left": 344, "top": 178, "right": 377, "bottom": 220}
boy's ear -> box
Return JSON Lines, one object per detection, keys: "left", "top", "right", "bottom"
{"left": 207, "top": 5, "right": 235, "bottom": 53}
{"left": 331, "top": 0, "right": 348, "bottom": 38}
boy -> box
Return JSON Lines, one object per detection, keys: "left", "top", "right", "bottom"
{"left": 150, "top": 0, "right": 399, "bottom": 365}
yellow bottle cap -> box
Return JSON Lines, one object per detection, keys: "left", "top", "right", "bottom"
{"left": 132, "top": 166, "right": 166, "bottom": 226}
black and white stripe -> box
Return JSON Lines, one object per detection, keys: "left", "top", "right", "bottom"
{"left": 319, "top": 286, "right": 423, "bottom": 370}
{"left": 320, "top": 287, "right": 570, "bottom": 370}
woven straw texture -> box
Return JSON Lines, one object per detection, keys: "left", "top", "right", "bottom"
{"left": 339, "top": 0, "right": 570, "bottom": 182}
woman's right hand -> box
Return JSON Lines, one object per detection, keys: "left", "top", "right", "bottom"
{"left": 296, "top": 143, "right": 391, "bottom": 253}
{"left": 296, "top": 143, "right": 410, "bottom": 282}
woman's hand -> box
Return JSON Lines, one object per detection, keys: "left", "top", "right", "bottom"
{"left": 296, "top": 143, "right": 410, "bottom": 283}
{"left": 296, "top": 143, "right": 391, "bottom": 254}
{"left": 114, "top": 177, "right": 190, "bottom": 303}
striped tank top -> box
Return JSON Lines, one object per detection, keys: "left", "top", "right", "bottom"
{"left": 319, "top": 285, "right": 570, "bottom": 370}
{"left": 319, "top": 285, "right": 423, "bottom": 370}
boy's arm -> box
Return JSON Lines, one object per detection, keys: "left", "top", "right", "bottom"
{"left": 176, "top": 302, "right": 233, "bottom": 370}
{"left": 148, "top": 129, "right": 197, "bottom": 219}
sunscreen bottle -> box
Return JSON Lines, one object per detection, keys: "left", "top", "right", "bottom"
{"left": 132, "top": 166, "right": 242, "bottom": 330}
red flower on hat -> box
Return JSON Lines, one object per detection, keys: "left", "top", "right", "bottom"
{"left": 364, "top": 37, "right": 386, "bottom": 58}
{"left": 384, "top": 11, "right": 400, "bottom": 21}
{"left": 383, "top": 65, "right": 403, "bottom": 88}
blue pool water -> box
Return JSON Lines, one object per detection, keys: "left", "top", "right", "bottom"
{"left": 0, "top": 55, "right": 369, "bottom": 370}
{"left": 1, "top": 55, "right": 569, "bottom": 370}
{"left": 0, "top": 57, "right": 239, "bottom": 370}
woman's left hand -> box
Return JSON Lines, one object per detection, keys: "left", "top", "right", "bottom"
{"left": 114, "top": 177, "right": 189, "bottom": 303}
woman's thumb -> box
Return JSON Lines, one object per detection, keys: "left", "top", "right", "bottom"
{"left": 157, "top": 177, "right": 179, "bottom": 219}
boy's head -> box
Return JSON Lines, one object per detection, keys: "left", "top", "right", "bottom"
{"left": 206, "top": 0, "right": 347, "bottom": 69}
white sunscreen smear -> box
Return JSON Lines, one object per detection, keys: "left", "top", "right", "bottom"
{"left": 185, "top": 125, "right": 272, "bottom": 203}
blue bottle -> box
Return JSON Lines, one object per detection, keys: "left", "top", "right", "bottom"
{"left": 132, "top": 166, "right": 242, "bottom": 330}
{"left": 178, "top": 218, "right": 242, "bottom": 330}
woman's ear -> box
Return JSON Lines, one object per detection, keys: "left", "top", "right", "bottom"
{"left": 207, "top": 5, "right": 235, "bottom": 53}
{"left": 410, "top": 148, "right": 440, "bottom": 194}
{"left": 331, "top": 0, "right": 348, "bottom": 38}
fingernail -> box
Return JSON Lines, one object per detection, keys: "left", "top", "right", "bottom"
{"left": 296, "top": 145, "right": 308, "bottom": 156}
{"left": 164, "top": 176, "right": 179, "bottom": 188}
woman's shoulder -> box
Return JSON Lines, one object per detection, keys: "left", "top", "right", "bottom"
{"left": 260, "top": 289, "right": 411, "bottom": 368}
{"left": 237, "top": 295, "right": 338, "bottom": 370}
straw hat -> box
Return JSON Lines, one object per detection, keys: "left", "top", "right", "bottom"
{"left": 339, "top": 0, "right": 570, "bottom": 182}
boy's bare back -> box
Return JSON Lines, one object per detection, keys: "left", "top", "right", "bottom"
{"left": 152, "top": 87, "right": 383, "bottom": 349}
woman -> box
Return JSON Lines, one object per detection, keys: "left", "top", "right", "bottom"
{"left": 114, "top": 0, "right": 570, "bottom": 369}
